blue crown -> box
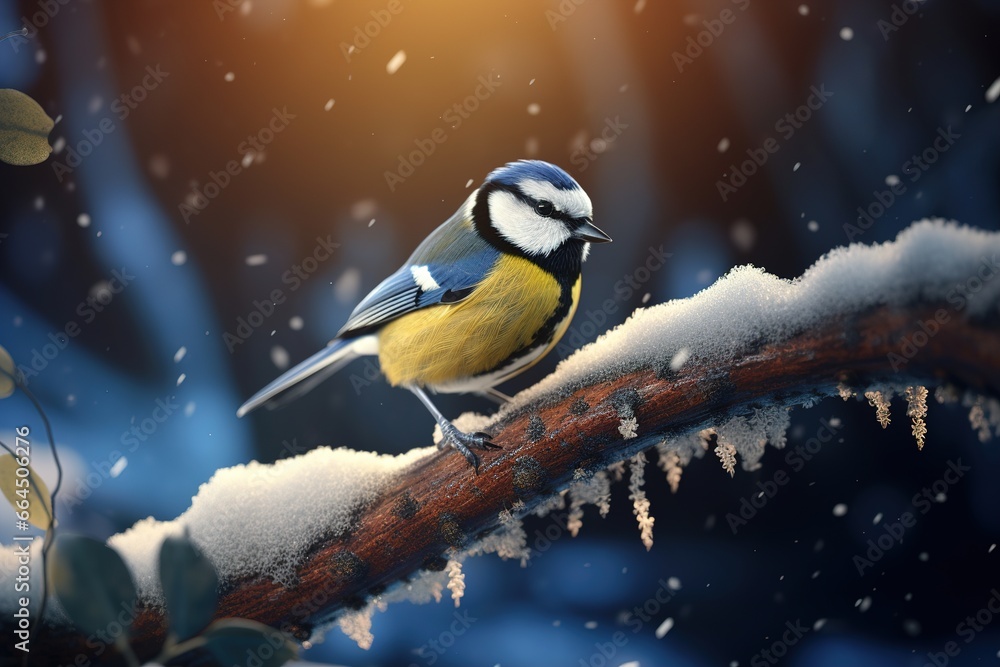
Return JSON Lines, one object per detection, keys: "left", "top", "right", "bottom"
{"left": 486, "top": 160, "right": 580, "bottom": 191}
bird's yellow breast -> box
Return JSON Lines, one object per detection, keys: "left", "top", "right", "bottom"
{"left": 377, "top": 254, "right": 579, "bottom": 388}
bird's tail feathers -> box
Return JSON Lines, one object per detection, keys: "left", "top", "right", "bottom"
{"left": 236, "top": 335, "right": 377, "bottom": 417}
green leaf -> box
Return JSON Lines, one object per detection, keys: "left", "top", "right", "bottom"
{"left": 0, "top": 453, "right": 53, "bottom": 530}
{"left": 159, "top": 534, "right": 219, "bottom": 641}
{"left": 49, "top": 534, "right": 138, "bottom": 637}
{"left": 202, "top": 618, "right": 297, "bottom": 667}
{"left": 0, "top": 344, "right": 15, "bottom": 398}
{"left": 0, "top": 89, "right": 54, "bottom": 166}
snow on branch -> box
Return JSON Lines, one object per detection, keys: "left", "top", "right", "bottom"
{"left": 9, "top": 220, "right": 1000, "bottom": 664}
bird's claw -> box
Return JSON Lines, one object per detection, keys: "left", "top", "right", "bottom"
{"left": 440, "top": 427, "right": 502, "bottom": 473}
{"left": 473, "top": 432, "right": 502, "bottom": 450}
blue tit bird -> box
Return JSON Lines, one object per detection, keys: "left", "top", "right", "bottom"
{"left": 237, "top": 159, "right": 611, "bottom": 471}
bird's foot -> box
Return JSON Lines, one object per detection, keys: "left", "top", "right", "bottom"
{"left": 437, "top": 424, "right": 502, "bottom": 473}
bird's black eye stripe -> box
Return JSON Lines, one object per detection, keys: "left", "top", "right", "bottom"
{"left": 534, "top": 199, "right": 554, "bottom": 217}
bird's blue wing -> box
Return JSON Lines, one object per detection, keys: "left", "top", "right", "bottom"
{"left": 337, "top": 204, "right": 500, "bottom": 336}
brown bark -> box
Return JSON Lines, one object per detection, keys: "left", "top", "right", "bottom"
{"left": 25, "top": 301, "right": 1000, "bottom": 665}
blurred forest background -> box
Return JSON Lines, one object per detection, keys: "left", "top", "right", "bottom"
{"left": 1, "top": 0, "right": 1000, "bottom": 665}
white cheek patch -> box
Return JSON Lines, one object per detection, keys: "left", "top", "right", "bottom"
{"left": 410, "top": 265, "right": 440, "bottom": 291}
{"left": 461, "top": 190, "right": 477, "bottom": 221}
{"left": 488, "top": 190, "right": 571, "bottom": 256}
{"left": 582, "top": 242, "right": 591, "bottom": 262}
{"left": 517, "top": 179, "right": 593, "bottom": 219}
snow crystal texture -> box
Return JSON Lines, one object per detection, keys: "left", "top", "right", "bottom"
{"left": 514, "top": 220, "right": 1000, "bottom": 406}
{"left": 108, "top": 445, "right": 432, "bottom": 599}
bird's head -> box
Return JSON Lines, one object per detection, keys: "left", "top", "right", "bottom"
{"left": 471, "top": 160, "right": 611, "bottom": 267}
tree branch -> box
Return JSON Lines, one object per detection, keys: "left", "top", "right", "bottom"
{"left": 21, "top": 224, "right": 1000, "bottom": 665}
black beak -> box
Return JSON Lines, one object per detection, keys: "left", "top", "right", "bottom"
{"left": 572, "top": 220, "right": 612, "bottom": 243}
